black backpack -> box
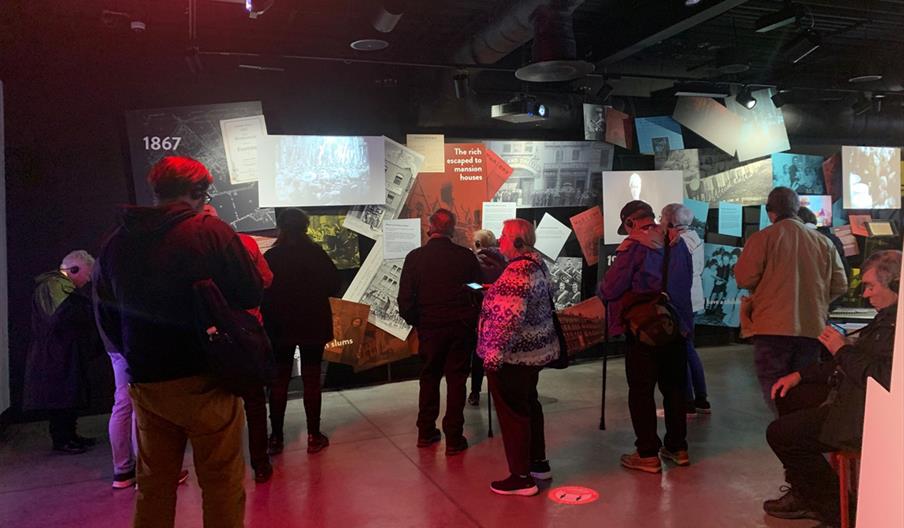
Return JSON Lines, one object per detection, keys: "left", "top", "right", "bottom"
{"left": 192, "top": 278, "right": 275, "bottom": 395}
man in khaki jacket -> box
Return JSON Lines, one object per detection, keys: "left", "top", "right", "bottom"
{"left": 734, "top": 187, "right": 847, "bottom": 411}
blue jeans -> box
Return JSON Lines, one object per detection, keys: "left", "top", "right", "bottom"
{"left": 685, "top": 339, "right": 707, "bottom": 402}
{"left": 108, "top": 352, "right": 137, "bottom": 475}
{"left": 753, "top": 335, "right": 822, "bottom": 413}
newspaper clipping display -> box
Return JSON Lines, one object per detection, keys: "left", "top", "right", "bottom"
{"left": 487, "top": 140, "right": 613, "bottom": 209}
{"left": 342, "top": 239, "right": 411, "bottom": 341}
{"left": 344, "top": 137, "right": 425, "bottom": 239}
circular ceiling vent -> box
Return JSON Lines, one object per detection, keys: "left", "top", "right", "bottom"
{"left": 350, "top": 39, "right": 389, "bottom": 51}
{"left": 515, "top": 60, "right": 594, "bottom": 83}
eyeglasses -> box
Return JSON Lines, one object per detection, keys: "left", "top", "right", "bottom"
{"left": 203, "top": 191, "right": 213, "bottom": 204}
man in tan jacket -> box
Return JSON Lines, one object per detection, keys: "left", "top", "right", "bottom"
{"left": 734, "top": 187, "right": 847, "bottom": 411}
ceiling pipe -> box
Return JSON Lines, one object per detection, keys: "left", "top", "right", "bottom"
{"left": 451, "top": 0, "right": 585, "bottom": 65}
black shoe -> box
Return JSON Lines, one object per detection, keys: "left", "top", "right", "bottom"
{"left": 307, "top": 432, "right": 329, "bottom": 454}
{"left": 53, "top": 440, "right": 87, "bottom": 455}
{"left": 416, "top": 429, "right": 442, "bottom": 448}
{"left": 467, "top": 392, "right": 480, "bottom": 406}
{"left": 490, "top": 474, "right": 539, "bottom": 496}
{"left": 763, "top": 487, "right": 820, "bottom": 520}
{"left": 267, "top": 434, "right": 284, "bottom": 455}
{"left": 694, "top": 398, "right": 712, "bottom": 414}
{"left": 254, "top": 463, "right": 273, "bottom": 483}
{"left": 529, "top": 459, "right": 552, "bottom": 480}
{"left": 112, "top": 469, "right": 136, "bottom": 490}
{"left": 445, "top": 436, "right": 469, "bottom": 456}
{"left": 686, "top": 401, "right": 698, "bottom": 415}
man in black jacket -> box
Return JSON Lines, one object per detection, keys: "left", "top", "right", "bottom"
{"left": 763, "top": 249, "right": 900, "bottom": 527}
{"left": 93, "top": 156, "right": 262, "bottom": 528}
{"left": 398, "top": 208, "right": 483, "bottom": 455}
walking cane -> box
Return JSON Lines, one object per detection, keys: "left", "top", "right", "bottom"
{"left": 487, "top": 388, "right": 493, "bottom": 438}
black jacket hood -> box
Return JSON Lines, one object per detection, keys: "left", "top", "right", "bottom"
{"left": 117, "top": 202, "right": 197, "bottom": 237}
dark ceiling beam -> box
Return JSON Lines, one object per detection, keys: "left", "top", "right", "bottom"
{"left": 596, "top": 0, "right": 751, "bottom": 67}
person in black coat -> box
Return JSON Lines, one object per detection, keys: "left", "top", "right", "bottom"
{"left": 468, "top": 229, "right": 507, "bottom": 406}
{"left": 397, "top": 209, "right": 483, "bottom": 455}
{"left": 23, "top": 250, "right": 102, "bottom": 454}
{"left": 763, "top": 250, "right": 899, "bottom": 526}
{"left": 261, "top": 208, "right": 340, "bottom": 455}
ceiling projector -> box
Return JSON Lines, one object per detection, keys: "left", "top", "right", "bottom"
{"left": 491, "top": 98, "right": 549, "bottom": 123}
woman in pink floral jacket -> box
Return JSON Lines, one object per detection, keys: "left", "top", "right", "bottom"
{"left": 477, "top": 218, "right": 558, "bottom": 498}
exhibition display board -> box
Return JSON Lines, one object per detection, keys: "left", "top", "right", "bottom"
{"left": 122, "top": 97, "right": 902, "bottom": 373}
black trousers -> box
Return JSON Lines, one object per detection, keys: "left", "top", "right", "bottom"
{"left": 269, "top": 343, "right": 325, "bottom": 438}
{"left": 416, "top": 323, "right": 475, "bottom": 439}
{"left": 470, "top": 350, "right": 484, "bottom": 394}
{"left": 487, "top": 364, "right": 546, "bottom": 476}
{"left": 625, "top": 337, "right": 688, "bottom": 457}
{"left": 242, "top": 385, "right": 269, "bottom": 470}
{"left": 48, "top": 408, "right": 78, "bottom": 446}
{"left": 766, "top": 404, "right": 840, "bottom": 524}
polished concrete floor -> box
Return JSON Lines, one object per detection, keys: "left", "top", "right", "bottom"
{"left": 0, "top": 345, "right": 822, "bottom": 528}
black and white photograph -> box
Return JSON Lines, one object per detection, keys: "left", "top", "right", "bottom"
{"left": 695, "top": 244, "right": 747, "bottom": 328}
{"left": 257, "top": 135, "right": 386, "bottom": 208}
{"left": 341, "top": 239, "right": 411, "bottom": 341}
{"left": 344, "top": 138, "right": 424, "bottom": 239}
{"left": 656, "top": 148, "right": 743, "bottom": 199}
{"left": 485, "top": 140, "right": 614, "bottom": 208}
{"left": 772, "top": 153, "right": 825, "bottom": 194}
{"left": 125, "top": 101, "right": 277, "bottom": 232}
{"left": 691, "top": 158, "right": 773, "bottom": 206}
{"left": 602, "top": 170, "right": 683, "bottom": 243}
{"left": 548, "top": 257, "right": 583, "bottom": 311}
{"left": 842, "top": 146, "right": 901, "bottom": 209}
{"left": 583, "top": 103, "right": 605, "bottom": 141}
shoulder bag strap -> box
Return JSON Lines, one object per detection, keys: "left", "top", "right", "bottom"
{"left": 661, "top": 230, "right": 671, "bottom": 296}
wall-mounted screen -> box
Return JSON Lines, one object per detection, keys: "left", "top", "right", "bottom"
{"left": 257, "top": 135, "right": 386, "bottom": 207}
{"left": 842, "top": 146, "right": 901, "bottom": 209}
{"left": 799, "top": 195, "right": 833, "bottom": 227}
{"left": 772, "top": 153, "right": 825, "bottom": 194}
{"left": 602, "top": 170, "right": 683, "bottom": 244}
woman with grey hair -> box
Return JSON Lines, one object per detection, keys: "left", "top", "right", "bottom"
{"left": 661, "top": 203, "right": 711, "bottom": 413}
{"left": 478, "top": 218, "right": 558, "bottom": 496}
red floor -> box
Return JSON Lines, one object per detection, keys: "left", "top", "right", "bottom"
{"left": 0, "top": 345, "right": 818, "bottom": 527}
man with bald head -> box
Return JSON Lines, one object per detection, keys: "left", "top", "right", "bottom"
{"left": 398, "top": 208, "right": 483, "bottom": 455}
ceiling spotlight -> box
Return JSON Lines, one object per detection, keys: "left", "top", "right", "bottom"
{"left": 771, "top": 89, "right": 790, "bottom": 108}
{"left": 736, "top": 86, "right": 757, "bottom": 110}
{"left": 782, "top": 29, "right": 821, "bottom": 64}
{"left": 755, "top": 1, "right": 800, "bottom": 33}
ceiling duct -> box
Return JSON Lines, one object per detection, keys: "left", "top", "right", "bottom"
{"left": 451, "top": 0, "right": 585, "bottom": 66}
{"left": 515, "top": 2, "right": 594, "bottom": 82}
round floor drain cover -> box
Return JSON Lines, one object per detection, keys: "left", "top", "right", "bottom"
{"left": 548, "top": 486, "right": 599, "bottom": 505}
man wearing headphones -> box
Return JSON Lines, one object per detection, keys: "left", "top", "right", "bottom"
{"left": 94, "top": 156, "right": 262, "bottom": 527}
{"left": 762, "top": 250, "right": 900, "bottom": 526}
{"left": 23, "top": 250, "right": 100, "bottom": 454}
{"left": 397, "top": 208, "right": 483, "bottom": 455}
